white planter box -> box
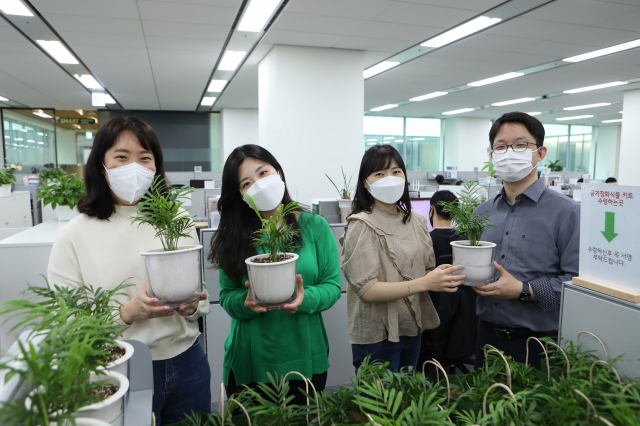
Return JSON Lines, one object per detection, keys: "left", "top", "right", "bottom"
{"left": 246, "top": 253, "right": 298, "bottom": 307}
{"left": 0, "top": 184, "right": 11, "bottom": 196}
{"left": 141, "top": 245, "right": 203, "bottom": 305}
{"left": 450, "top": 240, "right": 496, "bottom": 287}
{"left": 54, "top": 206, "right": 80, "bottom": 221}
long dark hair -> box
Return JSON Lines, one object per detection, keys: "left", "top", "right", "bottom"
{"left": 350, "top": 145, "right": 412, "bottom": 224}
{"left": 78, "top": 116, "right": 168, "bottom": 220}
{"left": 208, "top": 144, "right": 301, "bottom": 277}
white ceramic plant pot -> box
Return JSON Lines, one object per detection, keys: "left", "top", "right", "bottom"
{"left": 0, "top": 184, "right": 11, "bottom": 195}
{"left": 246, "top": 253, "right": 299, "bottom": 307}
{"left": 141, "top": 245, "right": 203, "bottom": 305}
{"left": 50, "top": 418, "right": 112, "bottom": 426}
{"left": 98, "top": 340, "right": 134, "bottom": 380}
{"left": 450, "top": 240, "right": 497, "bottom": 287}
{"left": 337, "top": 198, "right": 352, "bottom": 224}
{"left": 55, "top": 205, "right": 80, "bottom": 221}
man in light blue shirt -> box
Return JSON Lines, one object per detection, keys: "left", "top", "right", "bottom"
{"left": 473, "top": 112, "right": 580, "bottom": 369}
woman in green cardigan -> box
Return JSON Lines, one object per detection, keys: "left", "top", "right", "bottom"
{"left": 208, "top": 144, "right": 341, "bottom": 404}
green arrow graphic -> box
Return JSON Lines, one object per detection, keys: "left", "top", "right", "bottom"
{"left": 601, "top": 211, "right": 618, "bottom": 243}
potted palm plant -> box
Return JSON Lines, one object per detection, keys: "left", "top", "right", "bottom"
{"left": 36, "top": 174, "right": 86, "bottom": 221}
{"left": 440, "top": 182, "right": 496, "bottom": 286}
{"left": 0, "top": 163, "right": 21, "bottom": 195}
{"left": 132, "top": 176, "right": 204, "bottom": 306}
{"left": 243, "top": 193, "right": 300, "bottom": 308}
{"left": 325, "top": 167, "right": 354, "bottom": 223}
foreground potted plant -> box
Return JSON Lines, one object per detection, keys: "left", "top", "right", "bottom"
{"left": 243, "top": 193, "right": 300, "bottom": 308}
{"left": 440, "top": 182, "right": 496, "bottom": 286}
{"left": 325, "top": 166, "right": 354, "bottom": 223}
{"left": 0, "top": 163, "right": 21, "bottom": 195}
{"left": 36, "top": 174, "right": 86, "bottom": 221}
{"left": 132, "top": 176, "right": 204, "bottom": 306}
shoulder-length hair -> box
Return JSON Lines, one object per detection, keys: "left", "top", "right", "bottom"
{"left": 78, "top": 116, "right": 168, "bottom": 220}
{"left": 350, "top": 145, "right": 412, "bottom": 224}
{"left": 208, "top": 144, "right": 301, "bottom": 277}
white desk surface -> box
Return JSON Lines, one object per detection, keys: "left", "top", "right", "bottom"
{"left": 0, "top": 220, "right": 67, "bottom": 248}
{"left": 0, "top": 190, "right": 30, "bottom": 199}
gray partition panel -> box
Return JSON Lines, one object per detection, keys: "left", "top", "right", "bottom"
{"left": 205, "top": 304, "right": 232, "bottom": 402}
{"left": 200, "top": 229, "right": 220, "bottom": 303}
{"left": 324, "top": 294, "right": 353, "bottom": 387}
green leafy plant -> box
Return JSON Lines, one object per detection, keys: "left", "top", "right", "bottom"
{"left": 131, "top": 175, "right": 195, "bottom": 251}
{"left": 36, "top": 173, "right": 85, "bottom": 209}
{"left": 0, "top": 163, "right": 21, "bottom": 185}
{"left": 440, "top": 182, "right": 494, "bottom": 246}
{"left": 326, "top": 166, "right": 355, "bottom": 200}
{"left": 547, "top": 159, "right": 564, "bottom": 172}
{"left": 243, "top": 193, "right": 300, "bottom": 263}
{"left": 39, "top": 167, "right": 65, "bottom": 182}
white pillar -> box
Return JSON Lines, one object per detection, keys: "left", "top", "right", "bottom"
{"left": 220, "top": 108, "right": 259, "bottom": 163}
{"left": 594, "top": 124, "right": 621, "bottom": 181}
{"left": 259, "top": 45, "right": 364, "bottom": 205}
{"left": 443, "top": 118, "right": 492, "bottom": 171}
{"left": 619, "top": 89, "right": 640, "bottom": 185}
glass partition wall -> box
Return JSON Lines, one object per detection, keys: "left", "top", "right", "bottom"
{"left": 2, "top": 109, "right": 57, "bottom": 172}
{"left": 542, "top": 123, "right": 595, "bottom": 175}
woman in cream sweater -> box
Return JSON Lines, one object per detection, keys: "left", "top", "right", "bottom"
{"left": 47, "top": 117, "right": 210, "bottom": 426}
{"left": 341, "top": 145, "right": 465, "bottom": 372}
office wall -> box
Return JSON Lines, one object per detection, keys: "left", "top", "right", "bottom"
{"left": 594, "top": 124, "right": 620, "bottom": 180}
{"left": 221, "top": 108, "right": 258, "bottom": 163}
{"left": 444, "top": 117, "right": 492, "bottom": 172}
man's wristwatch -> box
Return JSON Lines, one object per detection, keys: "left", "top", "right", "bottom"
{"left": 520, "top": 281, "right": 531, "bottom": 302}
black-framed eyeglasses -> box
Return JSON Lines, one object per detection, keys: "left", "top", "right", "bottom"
{"left": 492, "top": 142, "right": 538, "bottom": 155}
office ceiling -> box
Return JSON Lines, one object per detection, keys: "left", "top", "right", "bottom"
{"left": 0, "top": 0, "right": 639, "bottom": 126}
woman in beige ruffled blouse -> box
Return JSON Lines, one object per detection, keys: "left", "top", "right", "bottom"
{"left": 341, "top": 145, "right": 466, "bottom": 372}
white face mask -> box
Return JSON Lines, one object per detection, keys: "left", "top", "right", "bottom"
{"left": 104, "top": 162, "right": 155, "bottom": 204}
{"left": 366, "top": 176, "right": 406, "bottom": 204}
{"left": 245, "top": 173, "right": 285, "bottom": 211}
{"left": 493, "top": 148, "right": 539, "bottom": 183}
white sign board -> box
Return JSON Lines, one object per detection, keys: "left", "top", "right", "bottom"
{"left": 580, "top": 184, "right": 638, "bottom": 292}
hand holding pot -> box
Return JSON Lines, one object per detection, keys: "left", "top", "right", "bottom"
{"left": 424, "top": 264, "right": 465, "bottom": 292}
{"left": 119, "top": 285, "right": 176, "bottom": 325}
{"left": 244, "top": 281, "right": 268, "bottom": 313}
{"left": 473, "top": 261, "right": 523, "bottom": 300}
{"left": 177, "top": 291, "right": 208, "bottom": 316}
{"left": 282, "top": 274, "right": 304, "bottom": 314}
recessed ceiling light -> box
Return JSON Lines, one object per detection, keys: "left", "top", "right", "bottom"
{"left": 370, "top": 104, "right": 398, "bottom": 112}
{"left": 37, "top": 142, "right": 44, "bottom": 145}
{"left": 36, "top": 40, "right": 78, "bottom": 64}
{"left": 218, "top": 50, "right": 246, "bottom": 71}
{"left": 395, "top": 139, "right": 404, "bottom": 142}
{"left": 207, "top": 79, "right": 228, "bottom": 92}
{"left": 563, "top": 81, "right": 627, "bottom": 94}
{"left": 0, "top": 0, "right": 32, "bottom": 16}
{"left": 237, "top": 0, "right": 280, "bottom": 32}
{"left": 15, "top": 138, "right": 23, "bottom": 141}
{"left": 27, "top": 139, "right": 34, "bottom": 143}
{"left": 564, "top": 38, "right": 640, "bottom": 63}
{"left": 412, "top": 137, "right": 425, "bottom": 141}
{"left": 556, "top": 115, "right": 593, "bottom": 121}
{"left": 442, "top": 108, "right": 474, "bottom": 115}
{"left": 201, "top": 97, "right": 217, "bottom": 106}
{"left": 0, "top": 95, "right": 8, "bottom": 102}
{"left": 367, "top": 142, "right": 377, "bottom": 145}
{"left": 409, "top": 91, "right": 447, "bottom": 102}
{"left": 33, "top": 111, "right": 52, "bottom": 118}
{"left": 74, "top": 74, "right": 102, "bottom": 90}
{"left": 563, "top": 103, "right": 611, "bottom": 111}
{"left": 492, "top": 97, "right": 536, "bottom": 106}
{"left": 421, "top": 16, "right": 501, "bottom": 48}
{"left": 526, "top": 112, "right": 542, "bottom": 116}
{"left": 366, "top": 138, "right": 378, "bottom": 142}
{"left": 383, "top": 137, "right": 395, "bottom": 140}
{"left": 602, "top": 119, "right": 623, "bottom": 123}
{"left": 364, "top": 61, "right": 400, "bottom": 79}
{"left": 468, "top": 72, "right": 523, "bottom": 87}
{"left": 383, "top": 141, "right": 391, "bottom": 144}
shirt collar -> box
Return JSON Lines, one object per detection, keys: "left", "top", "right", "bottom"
{"left": 494, "top": 178, "right": 545, "bottom": 204}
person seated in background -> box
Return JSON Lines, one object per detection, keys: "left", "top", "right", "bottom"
{"left": 606, "top": 177, "right": 617, "bottom": 184}
{"left": 418, "top": 190, "right": 478, "bottom": 376}
{"left": 435, "top": 174, "right": 445, "bottom": 186}
{"left": 577, "top": 178, "right": 584, "bottom": 183}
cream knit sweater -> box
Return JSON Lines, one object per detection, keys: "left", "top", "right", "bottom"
{"left": 47, "top": 204, "right": 210, "bottom": 360}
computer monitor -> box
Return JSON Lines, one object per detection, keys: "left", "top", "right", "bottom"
{"left": 410, "top": 199, "right": 433, "bottom": 232}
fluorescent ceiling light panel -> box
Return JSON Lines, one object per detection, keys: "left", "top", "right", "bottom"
{"left": 421, "top": 16, "right": 501, "bottom": 48}
{"left": 27, "top": 139, "right": 34, "bottom": 143}
{"left": 395, "top": 139, "right": 404, "bottom": 142}
{"left": 0, "top": 0, "right": 32, "bottom": 16}
{"left": 15, "top": 138, "right": 23, "bottom": 141}
{"left": 412, "top": 137, "right": 425, "bottom": 141}
{"left": 366, "top": 138, "right": 378, "bottom": 142}
{"left": 492, "top": 97, "right": 536, "bottom": 106}
{"left": 37, "top": 133, "right": 43, "bottom": 136}
{"left": 367, "top": 142, "right": 377, "bottom": 145}
{"left": 563, "top": 81, "right": 627, "bottom": 94}
{"left": 383, "top": 141, "right": 391, "bottom": 144}
{"left": 602, "top": 119, "right": 623, "bottom": 123}
{"left": 0, "top": 95, "right": 8, "bottom": 101}
{"left": 74, "top": 74, "right": 102, "bottom": 90}
{"left": 409, "top": 91, "right": 447, "bottom": 102}
{"left": 383, "top": 137, "right": 395, "bottom": 140}
{"left": 201, "top": 97, "right": 216, "bottom": 106}
{"left": 91, "top": 92, "right": 115, "bottom": 106}
{"left": 364, "top": 61, "right": 399, "bottom": 79}
{"left": 563, "top": 103, "right": 611, "bottom": 111}
{"left": 468, "top": 72, "right": 523, "bottom": 87}
{"left": 238, "top": 0, "right": 280, "bottom": 32}
{"left": 370, "top": 104, "right": 398, "bottom": 112}
{"left": 442, "top": 108, "right": 474, "bottom": 115}
{"left": 556, "top": 115, "right": 593, "bottom": 121}
{"left": 564, "top": 38, "right": 640, "bottom": 63}
{"left": 526, "top": 112, "right": 542, "bottom": 116}
{"left": 218, "top": 51, "right": 246, "bottom": 71}
{"left": 32, "top": 111, "right": 52, "bottom": 118}
{"left": 207, "top": 79, "right": 228, "bottom": 92}
{"left": 36, "top": 40, "right": 78, "bottom": 64}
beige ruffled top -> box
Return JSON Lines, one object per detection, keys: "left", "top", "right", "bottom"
{"left": 340, "top": 207, "right": 439, "bottom": 344}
